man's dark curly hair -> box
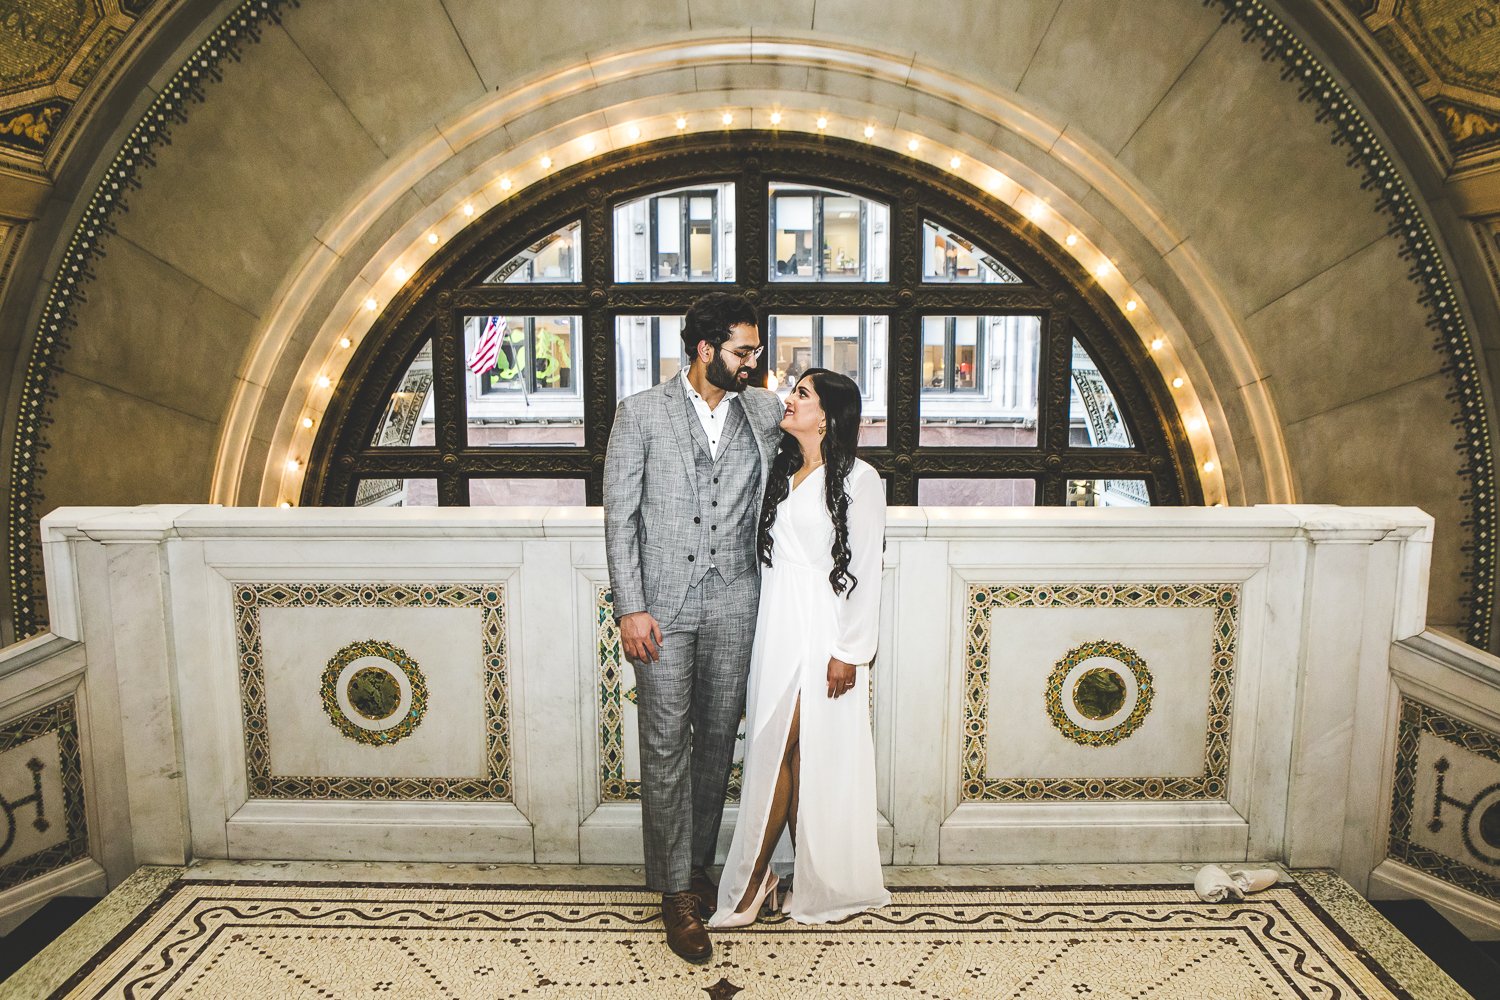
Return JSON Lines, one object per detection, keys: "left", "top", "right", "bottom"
{"left": 680, "top": 292, "right": 759, "bottom": 358}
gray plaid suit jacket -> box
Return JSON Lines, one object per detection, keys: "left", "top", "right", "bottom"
{"left": 604, "top": 377, "right": 784, "bottom": 626}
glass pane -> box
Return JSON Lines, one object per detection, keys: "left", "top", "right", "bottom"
{"left": 922, "top": 220, "right": 1022, "bottom": 283}
{"left": 615, "top": 315, "right": 685, "bottom": 400}
{"left": 1069, "top": 339, "right": 1134, "bottom": 447}
{"left": 369, "top": 341, "right": 435, "bottom": 447}
{"left": 464, "top": 315, "right": 584, "bottom": 446}
{"left": 767, "top": 314, "right": 886, "bottom": 446}
{"left": 920, "top": 316, "right": 1040, "bottom": 446}
{"left": 469, "top": 478, "right": 587, "bottom": 505}
{"left": 769, "top": 183, "right": 888, "bottom": 281}
{"left": 918, "top": 478, "right": 1037, "bottom": 505}
{"left": 613, "top": 183, "right": 735, "bottom": 281}
{"left": 483, "top": 220, "right": 581, "bottom": 283}
{"left": 354, "top": 478, "right": 437, "bottom": 507}
{"left": 1067, "top": 479, "right": 1150, "bottom": 507}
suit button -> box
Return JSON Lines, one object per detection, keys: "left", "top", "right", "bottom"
{"left": 687, "top": 555, "right": 695, "bottom": 562}
{"left": 711, "top": 501, "right": 718, "bottom": 507}
{"left": 693, "top": 516, "right": 701, "bottom": 524}
{"left": 711, "top": 525, "right": 717, "bottom": 531}
{"left": 710, "top": 548, "right": 716, "bottom": 555}
{"left": 713, "top": 477, "right": 719, "bottom": 484}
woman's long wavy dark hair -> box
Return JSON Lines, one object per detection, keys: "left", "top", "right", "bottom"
{"left": 757, "top": 368, "right": 863, "bottom": 595}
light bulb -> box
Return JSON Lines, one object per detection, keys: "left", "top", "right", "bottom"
{"left": 1213, "top": 502, "right": 1225, "bottom": 508}
{"left": 279, "top": 501, "right": 292, "bottom": 509}
{"left": 1203, "top": 460, "right": 1216, "bottom": 473}
{"left": 769, "top": 111, "right": 782, "bottom": 125}
{"left": 315, "top": 374, "right": 331, "bottom": 388}
{"left": 1065, "top": 234, "right": 1078, "bottom": 247}
{"left": 285, "top": 458, "right": 300, "bottom": 472}
{"left": 1187, "top": 418, "right": 1203, "bottom": 432}
{"left": 581, "top": 137, "right": 595, "bottom": 153}
{"left": 816, "top": 116, "right": 828, "bottom": 130}
{"left": 1094, "top": 262, "right": 1111, "bottom": 278}
{"left": 1150, "top": 338, "right": 1164, "bottom": 351}
{"left": 1126, "top": 299, "right": 1138, "bottom": 312}
{"left": 949, "top": 155, "right": 962, "bottom": 168}
{"left": 540, "top": 155, "right": 552, "bottom": 169}
{"left": 1172, "top": 377, "right": 1184, "bottom": 389}
{"left": 338, "top": 336, "right": 351, "bottom": 349}
{"left": 675, "top": 116, "right": 687, "bottom": 130}
{"left": 363, "top": 297, "right": 377, "bottom": 311}
{"left": 863, "top": 124, "right": 875, "bottom": 139}
{"left": 906, "top": 138, "right": 919, "bottom": 152}
{"left": 499, "top": 177, "right": 512, "bottom": 191}
{"left": 301, "top": 416, "right": 314, "bottom": 429}
{"left": 463, "top": 203, "right": 474, "bottom": 216}
{"left": 627, "top": 124, "right": 641, "bottom": 141}
{"left": 394, "top": 266, "right": 407, "bottom": 281}
{"left": 1027, "top": 200, "right": 1046, "bottom": 221}
{"left": 721, "top": 112, "right": 733, "bottom": 125}
{"left": 427, "top": 232, "right": 438, "bottom": 245}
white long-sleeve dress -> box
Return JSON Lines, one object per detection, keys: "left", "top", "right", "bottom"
{"left": 712, "top": 459, "right": 890, "bottom": 925}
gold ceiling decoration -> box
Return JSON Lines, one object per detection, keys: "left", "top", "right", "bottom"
{"left": 1347, "top": 0, "right": 1500, "bottom": 160}
{"left": 0, "top": 1, "right": 152, "bottom": 161}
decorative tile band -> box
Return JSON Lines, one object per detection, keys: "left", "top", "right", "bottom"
{"left": 963, "top": 583, "right": 1239, "bottom": 801}
{"left": 1203, "top": 0, "right": 1495, "bottom": 644}
{"left": 1387, "top": 697, "right": 1500, "bottom": 902}
{"left": 0, "top": 697, "right": 89, "bottom": 892}
{"left": 234, "top": 583, "right": 509, "bottom": 800}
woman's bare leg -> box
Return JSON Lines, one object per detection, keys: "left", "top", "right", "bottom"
{"left": 735, "top": 699, "right": 801, "bottom": 913}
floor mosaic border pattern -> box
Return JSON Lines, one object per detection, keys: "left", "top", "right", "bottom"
{"left": 962, "top": 583, "right": 1240, "bottom": 801}
{"left": 233, "top": 583, "right": 510, "bottom": 801}
{"left": 0, "top": 696, "right": 88, "bottom": 892}
{"left": 50, "top": 880, "right": 1411, "bottom": 999}
{"left": 1387, "top": 696, "right": 1500, "bottom": 902}
{"left": 596, "top": 588, "right": 742, "bottom": 803}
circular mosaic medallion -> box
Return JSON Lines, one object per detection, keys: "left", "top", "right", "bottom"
{"left": 1045, "top": 639, "right": 1153, "bottom": 747}
{"left": 320, "top": 640, "right": 427, "bottom": 746}
{"left": 1464, "top": 783, "right": 1500, "bottom": 866}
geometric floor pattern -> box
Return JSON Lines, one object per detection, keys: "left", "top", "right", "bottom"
{"left": 52, "top": 881, "right": 1410, "bottom": 999}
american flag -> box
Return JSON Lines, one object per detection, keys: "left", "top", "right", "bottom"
{"left": 466, "top": 316, "right": 505, "bottom": 374}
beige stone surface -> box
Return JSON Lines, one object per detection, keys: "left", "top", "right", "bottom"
{"left": 1118, "top": 24, "right": 1390, "bottom": 318}
{"left": 686, "top": 0, "right": 816, "bottom": 31}
{"left": 280, "top": 0, "right": 489, "bottom": 158}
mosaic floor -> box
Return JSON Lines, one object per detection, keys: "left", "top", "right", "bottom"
{"left": 36, "top": 878, "right": 1424, "bottom": 999}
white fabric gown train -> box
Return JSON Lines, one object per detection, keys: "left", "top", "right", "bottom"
{"left": 711, "top": 459, "right": 890, "bottom": 925}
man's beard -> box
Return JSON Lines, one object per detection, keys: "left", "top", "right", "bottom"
{"left": 706, "top": 350, "right": 753, "bottom": 393}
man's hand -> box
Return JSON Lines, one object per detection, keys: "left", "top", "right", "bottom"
{"left": 827, "top": 656, "right": 856, "bottom": 698}
{"left": 620, "top": 612, "right": 664, "bottom": 664}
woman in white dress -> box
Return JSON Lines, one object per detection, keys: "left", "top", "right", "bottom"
{"left": 710, "top": 368, "right": 890, "bottom": 927}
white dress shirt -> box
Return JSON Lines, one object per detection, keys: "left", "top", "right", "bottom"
{"left": 680, "top": 367, "right": 740, "bottom": 460}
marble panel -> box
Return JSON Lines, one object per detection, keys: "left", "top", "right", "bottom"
{"left": 1016, "top": 0, "right": 1222, "bottom": 156}
{"left": 60, "top": 235, "right": 258, "bottom": 425}
{"left": 1387, "top": 698, "right": 1500, "bottom": 905}
{"left": 442, "top": 0, "right": 692, "bottom": 90}
{"left": 963, "top": 583, "right": 1238, "bottom": 802}
{"left": 685, "top": 0, "right": 816, "bottom": 30}
{"left": 1117, "top": 25, "right": 1391, "bottom": 317}
{"left": 1246, "top": 235, "right": 1443, "bottom": 427}
{"left": 110, "top": 24, "right": 386, "bottom": 317}
{"left": 281, "top": 0, "right": 488, "bottom": 157}
{"left": 0, "top": 698, "right": 87, "bottom": 894}
{"left": 234, "top": 583, "right": 511, "bottom": 801}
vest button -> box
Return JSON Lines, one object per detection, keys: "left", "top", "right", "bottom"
{"left": 713, "top": 477, "right": 719, "bottom": 484}
{"left": 711, "top": 501, "right": 718, "bottom": 507}
{"left": 710, "top": 548, "right": 716, "bottom": 555}
{"left": 711, "top": 525, "right": 717, "bottom": 531}
{"left": 693, "top": 517, "right": 701, "bottom": 524}
{"left": 687, "top": 555, "right": 695, "bottom": 562}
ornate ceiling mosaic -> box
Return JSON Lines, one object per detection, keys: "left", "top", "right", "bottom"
{"left": 1345, "top": 0, "right": 1500, "bottom": 160}
{"left": 0, "top": 1, "right": 156, "bottom": 161}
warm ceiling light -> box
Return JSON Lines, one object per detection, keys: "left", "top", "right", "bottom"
{"left": 279, "top": 501, "right": 293, "bottom": 509}
{"left": 721, "top": 111, "right": 733, "bottom": 125}
{"left": 363, "top": 297, "right": 377, "bottom": 311}
{"left": 463, "top": 203, "right": 474, "bottom": 216}
{"left": 863, "top": 124, "right": 875, "bottom": 139}
{"left": 1213, "top": 501, "right": 1225, "bottom": 508}
{"left": 1027, "top": 201, "right": 1046, "bottom": 221}
{"left": 1150, "top": 338, "right": 1164, "bottom": 351}
{"left": 426, "top": 232, "right": 438, "bottom": 245}
{"left": 627, "top": 124, "right": 641, "bottom": 141}
{"left": 906, "top": 138, "right": 919, "bottom": 152}
{"left": 949, "top": 155, "right": 962, "bottom": 168}
{"left": 1203, "top": 460, "right": 1216, "bottom": 473}
{"left": 393, "top": 266, "right": 407, "bottom": 281}
{"left": 338, "top": 336, "right": 352, "bottom": 349}
{"left": 1065, "top": 234, "right": 1078, "bottom": 247}
{"left": 1187, "top": 417, "right": 1203, "bottom": 432}
{"left": 285, "top": 458, "right": 300, "bottom": 472}
{"left": 1094, "top": 262, "right": 1111, "bottom": 278}
{"left": 540, "top": 155, "right": 552, "bottom": 169}
{"left": 301, "top": 416, "right": 314, "bottom": 429}
{"left": 816, "top": 115, "right": 828, "bottom": 130}
{"left": 675, "top": 116, "right": 687, "bottom": 130}
{"left": 499, "top": 177, "right": 512, "bottom": 191}
{"left": 769, "top": 111, "right": 782, "bottom": 125}
{"left": 581, "top": 137, "right": 596, "bottom": 152}
{"left": 1172, "top": 377, "right": 1184, "bottom": 388}
{"left": 1126, "top": 299, "right": 1138, "bottom": 311}
{"left": 315, "top": 374, "right": 331, "bottom": 388}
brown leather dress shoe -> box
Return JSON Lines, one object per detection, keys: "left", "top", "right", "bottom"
{"left": 689, "top": 867, "right": 718, "bottom": 919}
{"left": 662, "top": 891, "right": 713, "bottom": 963}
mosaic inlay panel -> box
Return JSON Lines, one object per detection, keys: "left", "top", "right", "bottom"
{"left": 1044, "top": 639, "right": 1155, "bottom": 748}
{"left": 234, "top": 584, "right": 510, "bottom": 801}
{"left": 1387, "top": 697, "right": 1500, "bottom": 901}
{"left": 0, "top": 696, "right": 88, "bottom": 892}
{"left": 597, "top": 588, "right": 741, "bottom": 803}
{"left": 319, "top": 639, "right": 429, "bottom": 746}
{"left": 962, "top": 583, "right": 1239, "bottom": 801}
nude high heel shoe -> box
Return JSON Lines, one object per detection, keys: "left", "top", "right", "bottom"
{"left": 713, "top": 870, "right": 779, "bottom": 929}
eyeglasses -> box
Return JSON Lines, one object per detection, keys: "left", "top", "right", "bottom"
{"left": 721, "top": 345, "right": 765, "bottom": 362}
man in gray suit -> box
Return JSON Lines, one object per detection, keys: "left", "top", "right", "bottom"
{"left": 604, "top": 292, "right": 784, "bottom": 962}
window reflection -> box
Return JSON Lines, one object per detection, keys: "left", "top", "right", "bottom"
{"left": 919, "top": 315, "right": 1040, "bottom": 446}
{"left": 354, "top": 478, "right": 437, "bottom": 507}
{"left": 769, "top": 183, "right": 888, "bottom": 281}
{"left": 921, "top": 220, "right": 1022, "bottom": 283}
{"left": 1067, "top": 479, "right": 1150, "bottom": 507}
{"left": 1069, "top": 339, "right": 1134, "bottom": 447}
{"left": 370, "top": 341, "right": 435, "bottom": 448}
{"left": 464, "top": 315, "right": 583, "bottom": 446}
{"left": 484, "top": 221, "right": 581, "bottom": 283}
{"left": 613, "top": 184, "right": 735, "bottom": 281}
{"left": 767, "top": 314, "right": 885, "bottom": 446}
{"left": 615, "top": 315, "right": 685, "bottom": 400}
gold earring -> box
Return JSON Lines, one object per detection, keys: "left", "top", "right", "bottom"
{"left": 818, "top": 425, "right": 826, "bottom": 436}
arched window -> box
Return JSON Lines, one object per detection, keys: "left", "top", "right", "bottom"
{"left": 305, "top": 134, "right": 1200, "bottom": 508}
